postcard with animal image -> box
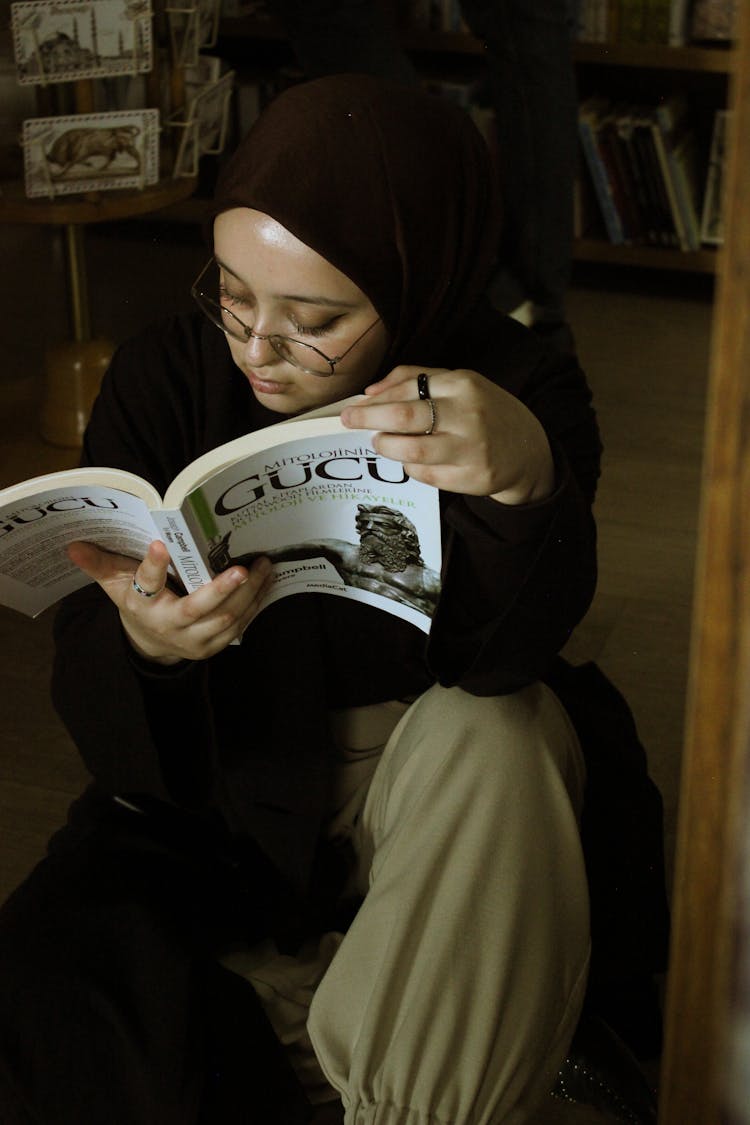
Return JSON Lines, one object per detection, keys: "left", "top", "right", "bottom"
{"left": 23, "top": 109, "right": 160, "bottom": 199}
{"left": 11, "top": 0, "right": 153, "bottom": 86}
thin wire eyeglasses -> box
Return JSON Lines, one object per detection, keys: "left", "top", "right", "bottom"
{"left": 190, "top": 258, "right": 381, "bottom": 377}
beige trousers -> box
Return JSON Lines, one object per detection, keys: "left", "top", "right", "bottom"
{"left": 223, "top": 683, "right": 590, "bottom": 1125}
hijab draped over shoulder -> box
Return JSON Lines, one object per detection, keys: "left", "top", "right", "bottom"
{"left": 211, "top": 73, "right": 502, "bottom": 367}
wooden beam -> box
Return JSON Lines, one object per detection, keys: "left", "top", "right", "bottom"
{"left": 659, "top": 3, "right": 750, "bottom": 1121}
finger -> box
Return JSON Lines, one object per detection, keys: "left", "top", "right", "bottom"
{"left": 67, "top": 540, "right": 141, "bottom": 584}
{"left": 364, "top": 365, "right": 446, "bottom": 397}
{"left": 130, "top": 540, "right": 171, "bottom": 600}
{"left": 342, "top": 396, "right": 440, "bottom": 436}
{"left": 176, "top": 556, "right": 272, "bottom": 628}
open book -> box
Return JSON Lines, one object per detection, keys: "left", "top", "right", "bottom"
{"left": 0, "top": 397, "right": 441, "bottom": 632}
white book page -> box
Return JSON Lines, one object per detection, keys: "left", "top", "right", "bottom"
{"left": 0, "top": 482, "right": 156, "bottom": 616}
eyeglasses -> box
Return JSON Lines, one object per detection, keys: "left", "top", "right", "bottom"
{"left": 191, "top": 258, "right": 381, "bottom": 377}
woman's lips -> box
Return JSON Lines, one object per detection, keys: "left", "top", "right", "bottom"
{"left": 246, "top": 370, "right": 289, "bottom": 395}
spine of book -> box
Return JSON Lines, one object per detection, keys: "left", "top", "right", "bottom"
{"left": 653, "top": 99, "right": 701, "bottom": 250}
{"left": 644, "top": 0, "right": 672, "bottom": 42}
{"left": 668, "top": 0, "right": 690, "bottom": 44}
{"left": 578, "top": 99, "right": 626, "bottom": 244}
{"left": 615, "top": 105, "right": 658, "bottom": 245}
{"left": 598, "top": 115, "right": 640, "bottom": 243}
{"left": 632, "top": 109, "right": 678, "bottom": 246}
{"left": 700, "top": 109, "right": 729, "bottom": 245}
{"left": 618, "top": 0, "right": 647, "bottom": 41}
{"left": 149, "top": 508, "right": 213, "bottom": 592}
{"left": 649, "top": 112, "right": 690, "bottom": 249}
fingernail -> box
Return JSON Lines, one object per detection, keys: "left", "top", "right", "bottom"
{"left": 227, "top": 569, "right": 248, "bottom": 587}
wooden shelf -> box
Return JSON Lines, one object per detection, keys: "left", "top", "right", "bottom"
{"left": 572, "top": 40, "right": 735, "bottom": 73}
{"left": 0, "top": 175, "right": 198, "bottom": 226}
{"left": 218, "top": 19, "right": 735, "bottom": 73}
{"left": 573, "top": 237, "right": 720, "bottom": 273}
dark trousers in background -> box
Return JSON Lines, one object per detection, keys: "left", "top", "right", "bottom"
{"left": 0, "top": 789, "right": 311, "bottom": 1125}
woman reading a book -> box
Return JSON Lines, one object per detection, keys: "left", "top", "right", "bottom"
{"left": 0, "top": 75, "right": 667, "bottom": 1124}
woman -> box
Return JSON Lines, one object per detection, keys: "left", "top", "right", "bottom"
{"left": 1, "top": 75, "right": 618, "bottom": 1124}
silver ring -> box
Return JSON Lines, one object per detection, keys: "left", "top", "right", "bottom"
{"left": 424, "top": 398, "right": 437, "bottom": 435}
{"left": 132, "top": 577, "right": 163, "bottom": 598}
{"left": 417, "top": 372, "right": 430, "bottom": 400}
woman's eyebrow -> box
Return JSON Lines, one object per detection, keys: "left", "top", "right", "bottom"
{"left": 215, "top": 258, "right": 357, "bottom": 309}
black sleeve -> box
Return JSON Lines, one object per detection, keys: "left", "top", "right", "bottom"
{"left": 50, "top": 317, "right": 253, "bottom": 806}
{"left": 427, "top": 346, "right": 601, "bottom": 695}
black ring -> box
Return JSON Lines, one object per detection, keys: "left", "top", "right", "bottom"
{"left": 417, "top": 372, "right": 430, "bottom": 400}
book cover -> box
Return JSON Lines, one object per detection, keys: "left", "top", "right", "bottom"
{"left": 690, "top": 0, "right": 738, "bottom": 42}
{"left": 0, "top": 404, "right": 442, "bottom": 632}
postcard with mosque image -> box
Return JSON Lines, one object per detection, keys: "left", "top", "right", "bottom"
{"left": 11, "top": 0, "right": 153, "bottom": 86}
{"left": 22, "top": 109, "right": 160, "bottom": 199}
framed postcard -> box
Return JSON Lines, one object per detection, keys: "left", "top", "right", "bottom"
{"left": 23, "top": 108, "right": 160, "bottom": 198}
{"left": 11, "top": 0, "right": 153, "bottom": 86}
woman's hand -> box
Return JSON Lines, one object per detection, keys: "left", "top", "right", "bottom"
{"left": 341, "top": 365, "right": 555, "bottom": 506}
{"left": 66, "top": 539, "right": 274, "bottom": 665}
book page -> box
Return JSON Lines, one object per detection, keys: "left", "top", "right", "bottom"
{"left": 181, "top": 427, "right": 442, "bottom": 633}
{"left": 0, "top": 483, "right": 156, "bottom": 617}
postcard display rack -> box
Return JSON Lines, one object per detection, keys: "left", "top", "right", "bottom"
{"left": 1, "top": 0, "right": 235, "bottom": 447}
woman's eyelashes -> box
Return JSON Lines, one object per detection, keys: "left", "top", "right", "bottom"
{"left": 219, "top": 286, "right": 341, "bottom": 338}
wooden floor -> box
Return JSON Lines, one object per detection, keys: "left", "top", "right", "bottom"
{"left": 0, "top": 222, "right": 713, "bottom": 911}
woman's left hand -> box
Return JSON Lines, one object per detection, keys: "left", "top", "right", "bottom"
{"left": 340, "top": 365, "right": 555, "bottom": 506}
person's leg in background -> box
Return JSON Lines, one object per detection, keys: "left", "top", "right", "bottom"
{"left": 0, "top": 788, "right": 310, "bottom": 1125}
{"left": 461, "top": 0, "right": 581, "bottom": 349}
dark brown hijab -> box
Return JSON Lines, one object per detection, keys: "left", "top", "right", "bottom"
{"left": 211, "top": 74, "right": 501, "bottom": 369}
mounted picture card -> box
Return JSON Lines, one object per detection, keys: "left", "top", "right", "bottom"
{"left": 166, "top": 0, "right": 217, "bottom": 67}
{"left": 22, "top": 108, "right": 160, "bottom": 198}
{"left": 172, "top": 69, "right": 233, "bottom": 177}
{"left": 11, "top": 0, "right": 153, "bottom": 86}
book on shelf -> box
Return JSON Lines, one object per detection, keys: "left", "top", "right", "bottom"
{"left": 0, "top": 397, "right": 442, "bottom": 633}
{"left": 700, "top": 108, "right": 729, "bottom": 245}
{"left": 575, "top": 0, "right": 705, "bottom": 46}
{"left": 632, "top": 105, "right": 680, "bottom": 247}
{"left": 690, "top": 0, "right": 738, "bottom": 42}
{"left": 578, "top": 97, "right": 627, "bottom": 244}
{"left": 613, "top": 103, "right": 658, "bottom": 244}
{"left": 668, "top": 0, "right": 691, "bottom": 44}
{"left": 577, "top": 93, "right": 709, "bottom": 252}
{"left": 652, "top": 96, "right": 702, "bottom": 250}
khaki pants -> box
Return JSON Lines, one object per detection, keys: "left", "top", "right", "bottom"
{"left": 223, "top": 682, "right": 590, "bottom": 1124}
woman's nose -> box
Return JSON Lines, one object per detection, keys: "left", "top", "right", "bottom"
{"left": 241, "top": 330, "right": 278, "bottom": 365}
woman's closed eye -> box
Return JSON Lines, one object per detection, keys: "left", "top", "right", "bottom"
{"left": 289, "top": 315, "right": 340, "bottom": 338}
{"left": 219, "top": 285, "right": 252, "bottom": 312}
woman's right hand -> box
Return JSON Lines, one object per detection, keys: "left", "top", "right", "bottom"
{"left": 66, "top": 539, "right": 274, "bottom": 665}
